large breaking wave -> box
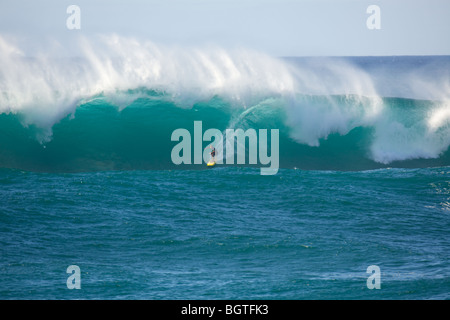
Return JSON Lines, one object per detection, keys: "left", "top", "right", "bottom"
{"left": 0, "top": 34, "right": 449, "bottom": 172}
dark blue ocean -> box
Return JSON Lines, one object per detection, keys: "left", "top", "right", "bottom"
{"left": 1, "top": 167, "right": 449, "bottom": 299}
{"left": 0, "top": 45, "right": 449, "bottom": 300}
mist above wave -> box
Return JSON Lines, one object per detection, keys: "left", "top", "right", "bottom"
{"left": 0, "top": 34, "right": 388, "bottom": 125}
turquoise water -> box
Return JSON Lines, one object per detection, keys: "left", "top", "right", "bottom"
{"left": 1, "top": 54, "right": 449, "bottom": 299}
{"left": 1, "top": 93, "right": 449, "bottom": 172}
{"left": 1, "top": 167, "right": 449, "bottom": 299}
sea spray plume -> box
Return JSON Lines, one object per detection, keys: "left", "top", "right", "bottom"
{"left": 281, "top": 57, "right": 450, "bottom": 163}
{"left": 368, "top": 58, "right": 450, "bottom": 164}
{"left": 282, "top": 57, "right": 383, "bottom": 147}
{"left": 355, "top": 56, "right": 450, "bottom": 163}
{"left": 369, "top": 99, "right": 450, "bottom": 164}
{"left": 0, "top": 34, "right": 297, "bottom": 142}
{"left": 0, "top": 36, "right": 98, "bottom": 142}
{"left": 95, "top": 34, "right": 297, "bottom": 106}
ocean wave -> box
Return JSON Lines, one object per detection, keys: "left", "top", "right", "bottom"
{"left": 0, "top": 34, "right": 449, "bottom": 172}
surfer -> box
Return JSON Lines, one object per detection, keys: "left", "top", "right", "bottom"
{"left": 209, "top": 146, "right": 216, "bottom": 162}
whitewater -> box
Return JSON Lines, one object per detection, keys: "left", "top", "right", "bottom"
{"left": 0, "top": 34, "right": 449, "bottom": 172}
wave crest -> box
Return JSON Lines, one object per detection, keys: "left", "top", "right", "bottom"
{"left": 0, "top": 34, "right": 449, "bottom": 170}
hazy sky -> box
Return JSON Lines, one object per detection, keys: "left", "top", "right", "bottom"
{"left": 0, "top": 0, "right": 449, "bottom": 56}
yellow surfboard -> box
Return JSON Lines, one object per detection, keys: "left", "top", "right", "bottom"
{"left": 207, "top": 161, "right": 216, "bottom": 167}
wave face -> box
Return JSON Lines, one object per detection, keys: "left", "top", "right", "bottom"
{"left": 0, "top": 35, "right": 449, "bottom": 172}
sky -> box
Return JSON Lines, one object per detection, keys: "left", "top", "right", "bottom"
{"left": 0, "top": 0, "right": 449, "bottom": 56}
